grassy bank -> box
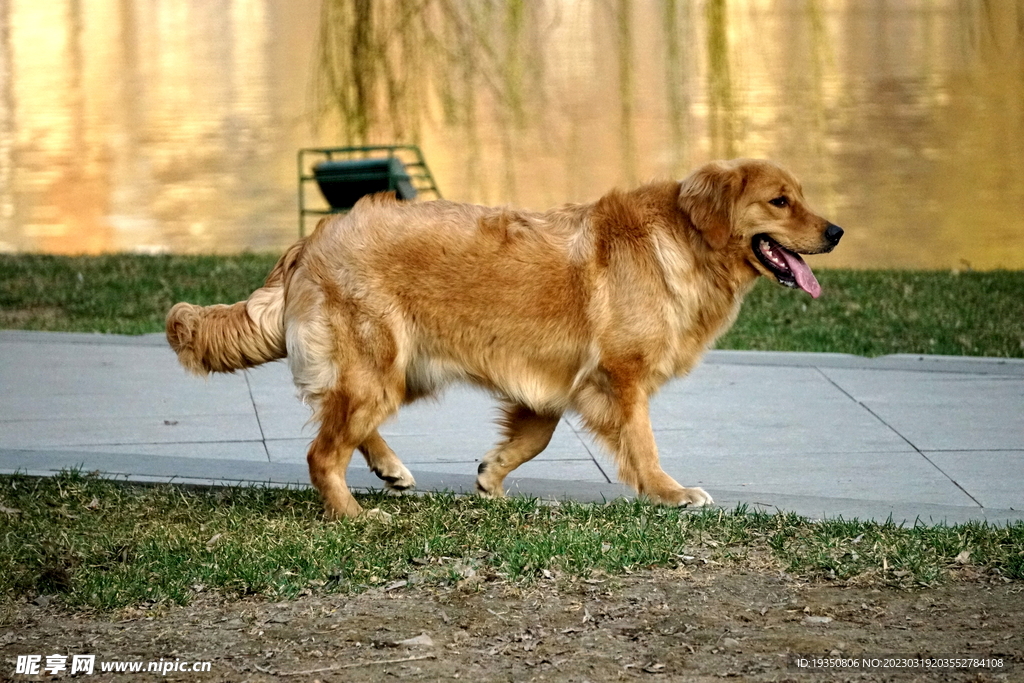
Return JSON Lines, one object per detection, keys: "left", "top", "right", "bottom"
{"left": 1, "top": 254, "right": 1022, "bottom": 357}
{"left": 0, "top": 253, "right": 278, "bottom": 336}
{"left": 2, "top": 472, "right": 1021, "bottom": 611}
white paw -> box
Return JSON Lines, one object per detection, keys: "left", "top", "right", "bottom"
{"left": 376, "top": 464, "right": 416, "bottom": 492}
{"left": 678, "top": 487, "right": 714, "bottom": 508}
{"left": 474, "top": 477, "right": 504, "bottom": 499}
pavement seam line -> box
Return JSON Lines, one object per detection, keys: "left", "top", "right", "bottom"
{"left": 560, "top": 418, "right": 613, "bottom": 484}
{"left": 814, "top": 367, "right": 986, "bottom": 509}
{"left": 858, "top": 402, "right": 986, "bottom": 510}
{"left": 244, "top": 372, "right": 272, "bottom": 463}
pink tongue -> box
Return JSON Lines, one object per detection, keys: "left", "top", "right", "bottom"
{"left": 779, "top": 249, "right": 821, "bottom": 298}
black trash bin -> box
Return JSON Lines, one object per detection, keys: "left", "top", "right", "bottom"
{"left": 312, "top": 157, "right": 417, "bottom": 210}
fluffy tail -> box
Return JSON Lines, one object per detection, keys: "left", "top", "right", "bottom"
{"left": 166, "top": 240, "right": 305, "bottom": 375}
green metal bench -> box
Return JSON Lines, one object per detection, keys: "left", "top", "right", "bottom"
{"left": 298, "top": 145, "right": 442, "bottom": 236}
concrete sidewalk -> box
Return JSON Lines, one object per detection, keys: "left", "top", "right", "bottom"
{"left": 1, "top": 330, "right": 1022, "bottom": 525}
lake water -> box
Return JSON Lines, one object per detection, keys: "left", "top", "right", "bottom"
{"left": 1, "top": 0, "right": 1022, "bottom": 269}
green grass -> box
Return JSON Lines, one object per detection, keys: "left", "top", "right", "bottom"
{"left": 2, "top": 472, "right": 1022, "bottom": 611}
{"left": 0, "top": 253, "right": 279, "bottom": 335}
{"left": 2, "top": 254, "right": 1023, "bottom": 357}
{"left": 718, "top": 269, "right": 1024, "bottom": 358}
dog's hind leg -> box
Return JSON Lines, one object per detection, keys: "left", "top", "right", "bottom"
{"left": 475, "top": 403, "right": 561, "bottom": 497}
{"left": 358, "top": 430, "right": 416, "bottom": 492}
{"left": 306, "top": 389, "right": 362, "bottom": 520}
{"left": 307, "top": 384, "right": 399, "bottom": 520}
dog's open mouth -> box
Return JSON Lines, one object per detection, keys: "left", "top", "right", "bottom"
{"left": 752, "top": 234, "right": 821, "bottom": 299}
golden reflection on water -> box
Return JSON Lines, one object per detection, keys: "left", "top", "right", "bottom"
{"left": 0, "top": 0, "right": 1022, "bottom": 269}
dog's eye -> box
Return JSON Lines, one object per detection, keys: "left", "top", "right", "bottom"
{"left": 768, "top": 196, "right": 789, "bottom": 208}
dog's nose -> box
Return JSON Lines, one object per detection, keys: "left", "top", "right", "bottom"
{"left": 824, "top": 223, "right": 844, "bottom": 245}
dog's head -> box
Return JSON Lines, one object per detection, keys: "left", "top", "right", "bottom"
{"left": 678, "top": 159, "right": 843, "bottom": 298}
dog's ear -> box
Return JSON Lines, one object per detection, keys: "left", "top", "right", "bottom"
{"left": 678, "top": 162, "right": 744, "bottom": 250}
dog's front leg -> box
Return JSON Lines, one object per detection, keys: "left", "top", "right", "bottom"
{"left": 475, "top": 404, "right": 561, "bottom": 497}
{"left": 578, "top": 387, "right": 713, "bottom": 508}
{"left": 358, "top": 430, "right": 416, "bottom": 492}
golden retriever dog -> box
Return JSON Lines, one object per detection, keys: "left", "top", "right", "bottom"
{"left": 166, "top": 159, "right": 842, "bottom": 520}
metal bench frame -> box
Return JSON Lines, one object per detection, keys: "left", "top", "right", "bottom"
{"left": 297, "top": 145, "right": 442, "bottom": 236}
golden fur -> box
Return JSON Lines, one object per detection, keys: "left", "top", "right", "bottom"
{"left": 167, "top": 159, "right": 842, "bottom": 519}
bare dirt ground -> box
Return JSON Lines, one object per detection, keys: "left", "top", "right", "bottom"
{"left": 3, "top": 567, "right": 1021, "bottom": 682}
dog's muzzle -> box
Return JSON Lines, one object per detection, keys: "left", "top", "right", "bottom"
{"left": 823, "top": 223, "right": 844, "bottom": 251}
